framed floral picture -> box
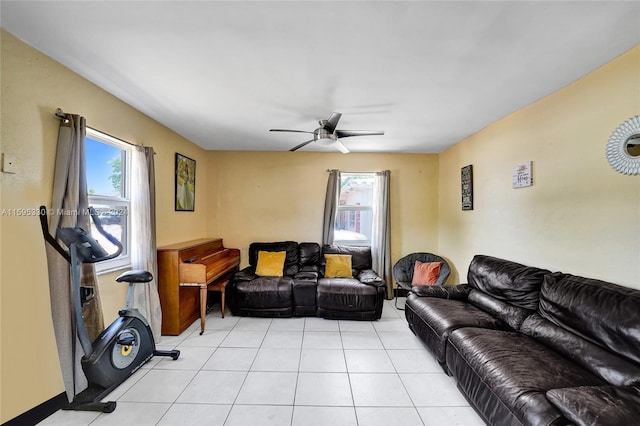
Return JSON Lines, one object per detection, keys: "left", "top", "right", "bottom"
{"left": 175, "top": 153, "right": 196, "bottom": 211}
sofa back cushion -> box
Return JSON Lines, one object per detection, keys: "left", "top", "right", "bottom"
{"left": 298, "top": 242, "right": 321, "bottom": 267}
{"left": 521, "top": 313, "right": 640, "bottom": 386}
{"left": 322, "top": 245, "right": 372, "bottom": 271}
{"left": 539, "top": 272, "right": 640, "bottom": 365}
{"left": 249, "top": 241, "right": 299, "bottom": 276}
{"left": 467, "top": 255, "right": 550, "bottom": 310}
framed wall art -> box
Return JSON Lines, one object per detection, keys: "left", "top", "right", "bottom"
{"left": 175, "top": 153, "right": 196, "bottom": 211}
{"left": 461, "top": 165, "right": 473, "bottom": 211}
{"left": 513, "top": 161, "right": 533, "bottom": 188}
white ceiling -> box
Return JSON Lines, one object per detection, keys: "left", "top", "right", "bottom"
{"left": 2, "top": 1, "right": 639, "bottom": 153}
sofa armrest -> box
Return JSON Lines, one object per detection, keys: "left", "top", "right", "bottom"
{"left": 295, "top": 265, "right": 319, "bottom": 281}
{"left": 411, "top": 284, "right": 470, "bottom": 299}
{"left": 233, "top": 266, "right": 258, "bottom": 282}
{"left": 358, "top": 269, "right": 385, "bottom": 287}
{"left": 547, "top": 386, "right": 640, "bottom": 426}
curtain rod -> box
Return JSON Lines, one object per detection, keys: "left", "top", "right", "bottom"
{"left": 54, "top": 108, "right": 68, "bottom": 121}
{"left": 54, "top": 108, "right": 150, "bottom": 151}
{"left": 326, "top": 169, "right": 391, "bottom": 174}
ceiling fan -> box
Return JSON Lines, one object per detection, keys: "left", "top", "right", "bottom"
{"left": 270, "top": 112, "right": 384, "bottom": 153}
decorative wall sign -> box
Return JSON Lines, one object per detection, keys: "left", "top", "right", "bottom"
{"left": 513, "top": 161, "right": 533, "bottom": 188}
{"left": 175, "top": 153, "right": 196, "bottom": 211}
{"left": 461, "top": 165, "right": 473, "bottom": 210}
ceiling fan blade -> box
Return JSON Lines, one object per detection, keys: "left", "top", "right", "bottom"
{"left": 323, "top": 112, "right": 342, "bottom": 133}
{"left": 270, "top": 129, "right": 315, "bottom": 134}
{"left": 334, "top": 140, "right": 350, "bottom": 154}
{"left": 289, "top": 139, "right": 315, "bottom": 152}
{"left": 335, "top": 130, "right": 385, "bottom": 138}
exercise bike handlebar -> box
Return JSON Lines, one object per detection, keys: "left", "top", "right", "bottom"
{"left": 88, "top": 206, "right": 123, "bottom": 261}
{"left": 39, "top": 205, "right": 123, "bottom": 263}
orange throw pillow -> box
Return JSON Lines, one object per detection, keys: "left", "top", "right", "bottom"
{"left": 411, "top": 261, "right": 441, "bottom": 286}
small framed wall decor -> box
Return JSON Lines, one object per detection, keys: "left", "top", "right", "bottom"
{"left": 175, "top": 153, "right": 196, "bottom": 211}
{"left": 461, "top": 165, "right": 473, "bottom": 211}
{"left": 513, "top": 161, "right": 533, "bottom": 188}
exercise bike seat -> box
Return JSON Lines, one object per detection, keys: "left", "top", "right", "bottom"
{"left": 116, "top": 270, "right": 153, "bottom": 284}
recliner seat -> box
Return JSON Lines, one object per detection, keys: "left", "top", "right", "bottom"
{"left": 229, "top": 241, "right": 299, "bottom": 317}
{"left": 316, "top": 245, "right": 385, "bottom": 320}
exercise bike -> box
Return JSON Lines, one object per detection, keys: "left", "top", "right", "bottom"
{"left": 40, "top": 205, "right": 179, "bottom": 413}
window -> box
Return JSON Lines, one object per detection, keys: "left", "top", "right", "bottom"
{"left": 85, "top": 128, "right": 131, "bottom": 272}
{"left": 334, "top": 173, "right": 374, "bottom": 246}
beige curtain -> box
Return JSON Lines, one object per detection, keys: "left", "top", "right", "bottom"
{"left": 130, "top": 146, "right": 162, "bottom": 341}
{"left": 322, "top": 169, "right": 340, "bottom": 245}
{"left": 45, "top": 113, "right": 104, "bottom": 400}
{"left": 372, "top": 170, "right": 392, "bottom": 299}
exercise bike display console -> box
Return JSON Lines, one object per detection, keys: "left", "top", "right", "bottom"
{"left": 40, "top": 206, "right": 180, "bottom": 413}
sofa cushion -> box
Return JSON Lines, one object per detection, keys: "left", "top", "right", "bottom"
{"left": 405, "top": 294, "right": 507, "bottom": 363}
{"left": 317, "top": 277, "right": 379, "bottom": 311}
{"left": 467, "top": 255, "right": 550, "bottom": 310}
{"left": 249, "top": 241, "right": 299, "bottom": 276}
{"left": 255, "top": 250, "right": 286, "bottom": 277}
{"left": 539, "top": 272, "right": 640, "bottom": 365}
{"left": 521, "top": 313, "right": 640, "bottom": 386}
{"left": 446, "top": 327, "right": 605, "bottom": 426}
{"left": 322, "top": 245, "right": 372, "bottom": 271}
{"left": 411, "top": 261, "right": 441, "bottom": 285}
{"left": 234, "top": 276, "right": 293, "bottom": 310}
{"left": 299, "top": 242, "right": 321, "bottom": 266}
{"left": 324, "top": 254, "right": 353, "bottom": 278}
{"left": 547, "top": 386, "right": 640, "bottom": 426}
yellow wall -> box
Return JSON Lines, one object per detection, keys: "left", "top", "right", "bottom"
{"left": 438, "top": 45, "right": 640, "bottom": 287}
{"left": 0, "top": 30, "right": 209, "bottom": 422}
{"left": 206, "top": 151, "right": 440, "bottom": 270}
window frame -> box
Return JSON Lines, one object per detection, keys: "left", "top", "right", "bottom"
{"left": 86, "top": 127, "right": 132, "bottom": 274}
{"left": 333, "top": 172, "right": 375, "bottom": 247}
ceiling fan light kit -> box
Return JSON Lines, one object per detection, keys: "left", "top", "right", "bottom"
{"left": 270, "top": 112, "right": 384, "bottom": 154}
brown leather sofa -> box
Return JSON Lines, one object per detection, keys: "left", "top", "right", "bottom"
{"left": 229, "top": 241, "right": 385, "bottom": 320}
{"left": 405, "top": 255, "right": 640, "bottom": 426}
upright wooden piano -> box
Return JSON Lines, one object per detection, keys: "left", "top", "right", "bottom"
{"left": 157, "top": 238, "right": 240, "bottom": 335}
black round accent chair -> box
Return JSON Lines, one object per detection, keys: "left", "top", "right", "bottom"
{"left": 393, "top": 252, "right": 451, "bottom": 309}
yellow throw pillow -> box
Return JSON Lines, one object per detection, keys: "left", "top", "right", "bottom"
{"left": 324, "top": 254, "right": 353, "bottom": 278}
{"left": 255, "top": 251, "right": 286, "bottom": 277}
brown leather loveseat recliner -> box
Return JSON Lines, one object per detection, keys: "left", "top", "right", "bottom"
{"left": 229, "top": 242, "right": 386, "bottom": 320}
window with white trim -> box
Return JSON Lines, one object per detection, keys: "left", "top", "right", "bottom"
{"left": 85, "top": 128, "right": 131, "bottom": 272}
{"left": 334, "top": 173, "right": 374, "bottom": 246}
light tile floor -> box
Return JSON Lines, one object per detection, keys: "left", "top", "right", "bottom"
{"left": 39, "top": 300, "right": 484, "bottom": 426}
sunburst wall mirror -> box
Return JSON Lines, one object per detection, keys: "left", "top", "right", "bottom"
{"left": 606, "top": 115, "right": 640, "bottom": 175}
